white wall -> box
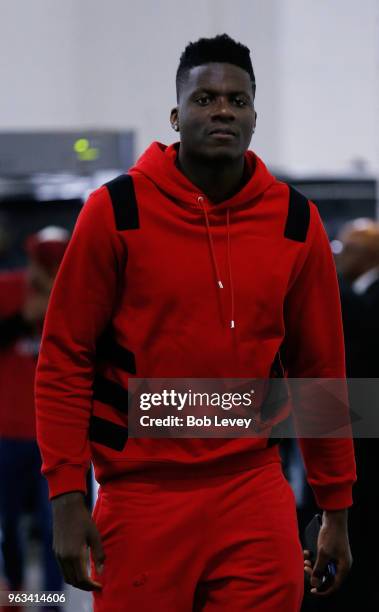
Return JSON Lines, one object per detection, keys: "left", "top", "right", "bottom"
{"left": 0, "top": 0, "right": 378, "bottom": 175}
{"left": 278, "top": 0, "right": 379, "bottom": 175}
{"left": 0, "top": 2, "right": 80, "bottom": 127}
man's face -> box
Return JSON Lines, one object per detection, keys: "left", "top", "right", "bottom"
{"left": 171, "top": 62, "right": 256, "bottom": 162}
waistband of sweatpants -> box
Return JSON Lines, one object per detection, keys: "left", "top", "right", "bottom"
{"left": 100, "top": 445, "right": 282, "bottom": 488}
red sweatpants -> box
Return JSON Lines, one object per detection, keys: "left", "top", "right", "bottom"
{"left": 91, "top": 458, "right": 304, "bottom": 612}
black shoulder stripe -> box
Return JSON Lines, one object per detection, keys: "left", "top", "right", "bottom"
{"left": 96, "top": 333, "right": 136, "bottom": 374}
{"left": 104, "top": 174, "right": 139, "bottom": 231}
{"left": 93, "top": 374, "right": 130, "bottom": 414}
{"left": 89, "top": 415, "right": 128, "bottom": 451}
{"left": 284, "top": 185, "right": 310, "bottom": 242}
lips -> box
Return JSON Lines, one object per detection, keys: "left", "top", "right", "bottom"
{"left": 208, "top": 128, "right": 236, "bottom": 136}
{"left": 208, "top": 129, "right": 237, "bottom": 143}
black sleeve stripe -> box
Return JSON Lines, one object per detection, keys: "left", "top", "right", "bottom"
{"left": 96, "top": 332, "right": 137, "bottom": 374}
{"left": 284, "top": 185, "right": 310, "bottom": 243}
{"left": 89, "top": 415, "right": 128, "bottom": 451}
{"left": 104, "top": 174, "right": 140, "bottom": 231}
{"left": 93, "top": 374, "right": 130, "bottom": 414}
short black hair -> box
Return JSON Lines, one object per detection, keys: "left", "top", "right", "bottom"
{"left": 176, "top": 33, "right": 256, "bottom": 101}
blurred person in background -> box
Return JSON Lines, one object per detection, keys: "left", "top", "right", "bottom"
{"left": 0, "top": 216, "right": 11, "bottom": 269}
{"left": 337, "top": 218, "right": 379, "bottom": 377}
{"left": 0, "top": 227, "right": 69, "bottom": 601}
{"left": 334, "top": 218, "right": 379, "bottom": 612}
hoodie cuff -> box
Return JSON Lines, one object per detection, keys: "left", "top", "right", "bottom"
{"left": 45, "top": 464, "right": 88, "bottom": 500}
{"left": 312, "top": 482, "right": 354, "bottom": 510}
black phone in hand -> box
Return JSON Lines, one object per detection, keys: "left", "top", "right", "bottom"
{"left": 304, "top": 514, "right": 336, "bottom": 592}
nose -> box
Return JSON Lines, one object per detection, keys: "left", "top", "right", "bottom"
{"left": 210, "top": 97, "right": 235, "bottom": 121}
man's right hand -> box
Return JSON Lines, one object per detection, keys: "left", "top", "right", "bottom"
{"left": 51, "top": 491, "right": 105, "bottom": 591}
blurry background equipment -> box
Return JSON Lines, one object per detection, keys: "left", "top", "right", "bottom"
{"left": 0, "top": 129, "right": 134, "bottom": 271}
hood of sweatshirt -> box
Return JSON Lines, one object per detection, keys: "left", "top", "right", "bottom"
{"left": 130, "top": 141, "right": 276, "bottom": 212}
{"left": 130, "top": 142, "right": 277, "bottom": 330}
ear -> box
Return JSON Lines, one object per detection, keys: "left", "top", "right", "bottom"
{"left": 254, "top": 110, "right": 257, "bottom": 130}
{"left": 170, "top": 107, "right": 179, "bottom": 130}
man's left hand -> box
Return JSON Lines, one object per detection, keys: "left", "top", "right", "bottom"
{"left": 303, "top": 509, "right": 352, "bottom": 597}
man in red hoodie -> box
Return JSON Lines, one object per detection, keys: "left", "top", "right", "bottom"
{"left": 36, "top": 35, "right": 356, "bottom": 611}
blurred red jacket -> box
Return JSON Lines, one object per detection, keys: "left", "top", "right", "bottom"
{"left": 0, "top": 270, "right": 39, "bottom": 439}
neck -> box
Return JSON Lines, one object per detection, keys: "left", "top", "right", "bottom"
{"left": 177, "top": 148, "right": 247, "bottom": 203}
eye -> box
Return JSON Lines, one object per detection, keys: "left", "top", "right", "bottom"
{"left": 233, "top": 97, "right": 248, "bottom": 107}
{"left": 195, "top": 95, "right": 212, "bottom": 106}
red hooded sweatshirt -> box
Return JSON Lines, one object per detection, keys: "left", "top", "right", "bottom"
{"left": 35, "top": 142, "right": 356, "bottom": 508}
